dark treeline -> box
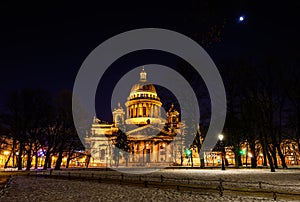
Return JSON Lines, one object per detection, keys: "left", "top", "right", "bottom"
{"left": 0, "top": 89, "right": 84, "bottom": 170}
{"left": 196, "top": 54, "right": 300, "bottom": 172}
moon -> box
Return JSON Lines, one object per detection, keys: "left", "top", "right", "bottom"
{"left": 239, "top": 16, "right": 245, "bottom": 22}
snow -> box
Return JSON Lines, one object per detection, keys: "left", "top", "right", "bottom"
{"left": 1, "top": 169, "right": 300, "bottom": 201}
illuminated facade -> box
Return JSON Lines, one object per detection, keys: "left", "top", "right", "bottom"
{"left": 85, "top": 68, "right": 183, "bottom": 167}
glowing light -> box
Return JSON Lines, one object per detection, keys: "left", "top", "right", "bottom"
{"left": 185, "top": 148, "right": 192, "bottom": 157}
{"left": 239, "top": 149, "right": 246, "bottom": 155}
{"left": 238, "top": 16, "right": 245, "bottom": 22}
{"left": 3, "top": 151, "right": 10, "bottom": 155}
{"left": 218, "top": 134, "right": 224, "bottom": 141}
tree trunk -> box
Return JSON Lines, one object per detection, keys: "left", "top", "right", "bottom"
{"left": 180, "top": 152, "right": 183, "bottom": 166}
{"left": 260, "top": 137, "right": 268, "bottom": 166}
{"left": 276, "top": 144, "right": 287, "bottom": 168}
{"left": 251, "top": 155, "right": 257, "bottom": 168}
{"left": 4, "top": 153, "right": 12, "bottom": 168}
{"left": 249, "top": 141, "right": 257, "bottom": 168}
{"left": 234, "top": 145, "right": 242, "bottom": 167}
{"left": 125, "top": 152, "right": 129, "bottom": 167}
{"left": 66, "top": 155, "right": 70, "bottom": 168}
{"left": 35, "top": 151, "right": 38, "bottom": 169}
{"left": 245, "top": 147, "right": 248, "bottom": 167}
{"left": 200, "top": 157, "right": 205, "bottom": 168}
{"left": 47, "top": 155, "right": 52, "bottom": 168}
{"left": 270, "top": 146, "right": 278, "bottom": 169}
{"left": 12, "top": 139, "right": 16, "bottom": 167}
{"left": 55, "top": 148, "right": 64, "bottom": 170}
{"left": 43, "top": 151, "right": 51, "bottom": 170}
{"left": 26, "top": 149, "right": 32, "bottom": 171}
{"left": 197, "top": 145, "right": 205, "bottom": 168}
{"left": 85, "top": 154, "right": 91, "bottom": 168}
{"left": 17, "top": 142, "right": 23, "bottom": 170}
{"left": 277, "top": 100, "right": 288, "bottom": 169}
{"left": 26, "top": 141, "right": 33, "bottom": 171}
{"left": 266, "top": 144, "right": 275, "bottom": 172}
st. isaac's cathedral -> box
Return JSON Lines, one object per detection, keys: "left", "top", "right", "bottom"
{"left": 85, "top": 68, "right": 186, "bottom": 167}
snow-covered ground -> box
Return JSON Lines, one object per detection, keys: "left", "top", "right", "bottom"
{"left": 1, "top": 169, "right": 300, "bottom": 201}
{"left": 155, "top": 169, "right": 300, "bottom": 192}
{"left": 0, "top": 176, "right": 276, "bottom": 202}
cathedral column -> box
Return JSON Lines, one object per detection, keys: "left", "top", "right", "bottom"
{"left": 134, "top": 105, "right": 136, "bottom": 117}
{"left": 156, "top": 143, "right": 160, "bottom": 162}
{"left": 159, "top": 106, "right": 161, "bottom": 117}
{"left": 146, "top": 103, "right": 149, "bottom": 117}
{"left": 139, "top": 104, "right": 142, "bottom": 117}
{"left": 155, "top": 105, "right": 158, "bottom": 117}
{"left": 147, "top": 103, "right": 150, "bottom": 117}
{"left": 150, "top": 104, "right": 153, "bottom": 117}
{"left": 132, "top": 105, "right": 134, "bottom": 117}
{"left": 136, "top": 105, "right": 138, "bottom": 117}
{"left": 134, "top": 143, "right": 138, "bottom": 162}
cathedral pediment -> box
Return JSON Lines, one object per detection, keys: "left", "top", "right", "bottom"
{"left": 125, "top": 124, "right": 174, "bottom": 140}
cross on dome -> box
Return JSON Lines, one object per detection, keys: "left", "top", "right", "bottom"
{"left": 139, "top": 67, "right": 147, "bottom": 82}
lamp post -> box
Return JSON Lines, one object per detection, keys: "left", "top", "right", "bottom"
{"left": 218, "top": 134, "right": 225, "bottom": 170}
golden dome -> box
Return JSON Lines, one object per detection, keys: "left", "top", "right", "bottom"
{"left": 130, "top": 82, "right": 156, "bottom": 94}
{"left": 130, "top": 67, "right": 157, "bottom": 94}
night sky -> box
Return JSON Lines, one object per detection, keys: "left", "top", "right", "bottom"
{"left": 1, "top": 1, "right": 299, "bottom": 121}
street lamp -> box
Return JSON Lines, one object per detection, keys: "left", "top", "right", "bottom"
{"left": 218, "top": 134, "right": 225, "bottom": 170}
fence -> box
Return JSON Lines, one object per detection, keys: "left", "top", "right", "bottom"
{"left": 27, "top": 170, "right": 300, "bottom": 201}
